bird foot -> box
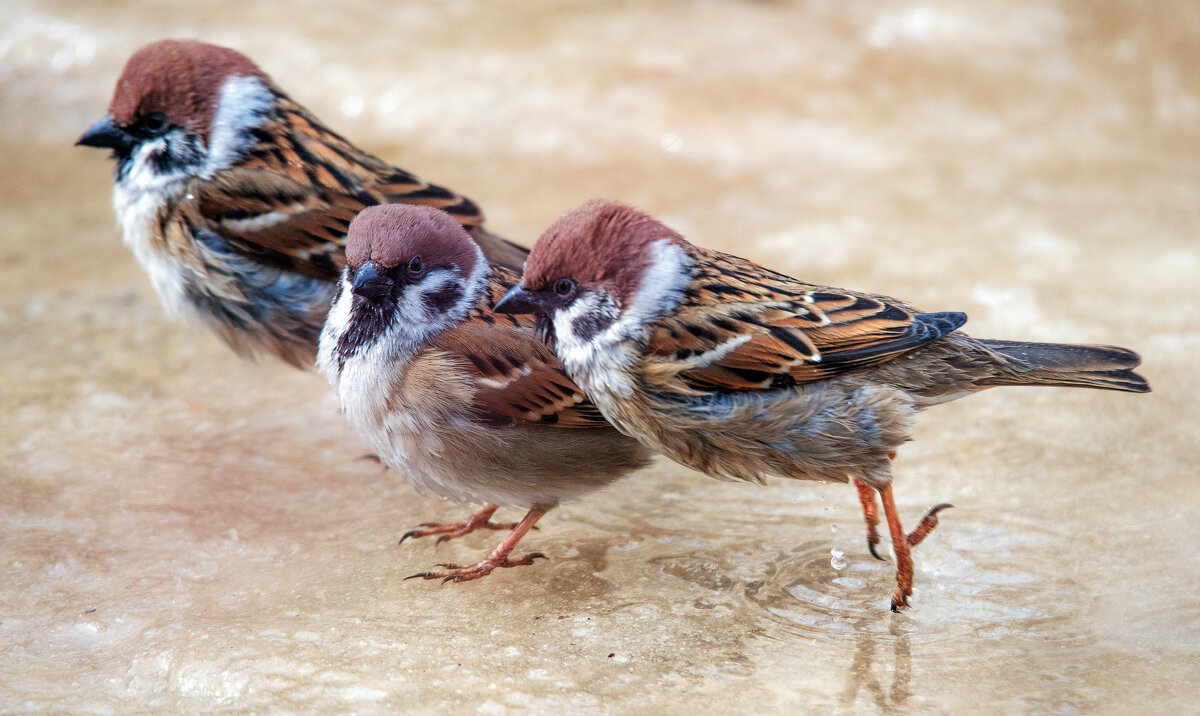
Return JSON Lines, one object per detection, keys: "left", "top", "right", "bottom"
{"left": 404, "top": 553, "right": 548, "bottom": 583}
{"left": 875, "top": 484, "right": 953, "bottom": 612}
{"left": 401, "top": 505, "right": 550, "bottom": 584}
{"left": 907, "top": 503, "right": 953, "bottom": 548}
{"left": 398, "top": 504, "right": 519, "bottom": 545}
{"left": 852, "top": 478, "right": 885, "bottom": 560}
{"left": 399, "top": 519, "right": 521, "bottom": 545}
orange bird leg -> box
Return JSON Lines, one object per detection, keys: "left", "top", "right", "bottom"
{"left": 398, "top": 503, "right": 526, "bottom": 545}
{"left": 878, "top": 484, "right": 953, "bottom": 611}
{"left": 852, "top": 478, "right": 884, "bottom": 560}
{"left": 405, "top": 506, "right": 549, "bottom": 583}
{"left": 878, "top": 484, "right": 915, "bottom": 611}
{"left": 907, "top": 503, "right": 953, "bottom": 548}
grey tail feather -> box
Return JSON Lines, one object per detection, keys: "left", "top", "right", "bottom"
{"left": 976, "top": 340, "right": 1151, "bottom": 393}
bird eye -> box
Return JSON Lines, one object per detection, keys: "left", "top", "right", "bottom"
{"left": 407, "top": 256, "right": 424, "bottom": 275}
{"left": 554, "top": 278, "right": 576, "bottom": 297}
{"left": 135, "top": 112, "right": 170, "bottom": 136}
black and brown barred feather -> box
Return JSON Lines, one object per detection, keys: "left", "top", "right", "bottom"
{"left": 432, "top": 266, "right": 607, "bottom": 429}
{"left": 644, "top": 245, "right": 966, "bottom": 394}
{"left": 191, "top": 91, "right": 526, "bottom": 282}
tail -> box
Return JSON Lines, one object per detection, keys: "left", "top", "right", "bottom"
{"left": 976, "top": 340, "right": 1150, "bottom": 393}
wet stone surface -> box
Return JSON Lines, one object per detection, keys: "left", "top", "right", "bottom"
{"left": 2, "top": 1, "right": 1198, "bottom": 713}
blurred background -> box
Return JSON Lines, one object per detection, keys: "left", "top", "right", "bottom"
{"left": 2, "top": 1, "right": 1197, "bottom": 713}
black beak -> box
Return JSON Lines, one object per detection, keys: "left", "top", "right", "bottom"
{"left": 351, "top": 260, "right": 394, "bottom": 299}
{"left": 76, "top": 115, "right": 136, "bottom": 153}
{"left": 494, "top": 284, "right": 543, "bottom": 315}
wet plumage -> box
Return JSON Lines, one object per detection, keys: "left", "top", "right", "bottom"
{"left": 79, "top": 39, "right": 526, "bottom": 367}
{"left": 318, "top": 204, "right": 651, "bottom": 582}
{"left": 497, "top": 199, "right": 1149, "bottom": 609}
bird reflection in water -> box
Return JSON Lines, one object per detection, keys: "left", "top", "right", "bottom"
{"left": 838, "top": 619, "right": 913, "bottom": 710}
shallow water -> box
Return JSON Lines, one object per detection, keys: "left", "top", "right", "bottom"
{"left": 2, "top": 1, "right": 1198, "bottom": 713}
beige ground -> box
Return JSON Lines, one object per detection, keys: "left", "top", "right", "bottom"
{"left": 2, "top": 1, "right": 1198, "bottom": 713}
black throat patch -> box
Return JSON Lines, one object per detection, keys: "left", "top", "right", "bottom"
{"left": 335, "top": 294, "right": 394, "bottom": 371}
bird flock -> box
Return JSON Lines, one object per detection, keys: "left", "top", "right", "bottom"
{"left": 78, "top": 39, "right": 1149, "bottom": 612}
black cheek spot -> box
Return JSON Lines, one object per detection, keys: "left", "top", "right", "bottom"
{"left": 571, "top": 311, "right": 616, "bottom": 343}
{"left": 149, "top": 148, "right": 173, "bottom": 175}
{"left": 422, "top": 282, "right": 463, "bottom": 314}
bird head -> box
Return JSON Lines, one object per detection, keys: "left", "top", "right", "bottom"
{"left": 325, "top": 204, "right": 486, "bottom": 367}
{"left": 76, "top": 39, "right": 277, "bottom": 183}
{"left": 495, "top": 200, "right": 693, "bottom": 365}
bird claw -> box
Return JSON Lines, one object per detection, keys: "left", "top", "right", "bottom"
{"left": 398, "top": 505, "right": 520, "bottom": 546}
{"left": 404, "top": 553, "right": 548, "bottom": 583}
{"left": 852, "top": 478, "right": 885, "bottom": 560}
{"left": 907, "top": 503, "right": 954, "bottom": 548}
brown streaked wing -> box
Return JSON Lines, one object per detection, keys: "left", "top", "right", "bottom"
{"left": 647, "top": 248, "right": 956, "bottom": 392}
{"left": 431, "top": 318, "right": 607, "bottom": 429}
{"left": 195, "top": 98, "right": 523, "bottom": 280}
{"left": 280, "top": 101, "right": 490, "bottom": 229}
{"left": 194, "top": 166, "right": 349, "bottom": 280}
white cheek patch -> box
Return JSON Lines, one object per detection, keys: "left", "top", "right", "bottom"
{"left": 555, "top": 238, "right": 691, "bottom": 360}
{"left": 552, "top": 238, "right": 693, "bottom": 400}
{"left": 549, "top": 237, "right": 691, "bottom": 398}
{"left": 205, "top": 75, "right": 275, "bottom": 178}
{"left": 614, "top": 239, "right": 692, "bottom": 335}
{"left": 119, "top": 136, "right": 188, "bottom": 196}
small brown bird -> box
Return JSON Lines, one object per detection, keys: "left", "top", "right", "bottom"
{"left": 77, "top": 39, "right": 526, "bottom": 367}
{"left": 496, "top": 199, "right": 1150, "bottom": 610}
{"left": 317, "top": 204, "right": 652, "bottom": 581}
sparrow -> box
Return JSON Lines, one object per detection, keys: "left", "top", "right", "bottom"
{"left": 317, "top": 203, "right": 652, "bottom": 581}
{"left": 77, "top": 39, "right": 527, "bottom": 368}
{"left": 495, "top": 199, "right": 1150, "bottom": 611}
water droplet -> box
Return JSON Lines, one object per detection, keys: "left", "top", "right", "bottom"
{"left": 830, "top": 549, "right": 846, "bottom": 570}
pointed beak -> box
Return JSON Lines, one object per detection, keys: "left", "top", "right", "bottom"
{"left": 351, "top": 260, "right": 394, "bottom": 299}
{"left": 76, "top": 115, "right": 135, "bottom": 152}
{"left": 494, "top": 284, "right": 543, "bottom": 315}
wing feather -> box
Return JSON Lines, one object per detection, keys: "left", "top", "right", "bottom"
{"left": 428, "top": 268, "right": 607, "bottom": 428}
{"left": 645, "top": 247, "right": 966, "bottom": 393}
{"left": 190, "top": 96, "right": 528, "bottom": 280}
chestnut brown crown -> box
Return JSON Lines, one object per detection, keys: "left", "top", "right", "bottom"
{"left": 108, "top": 39, "right": 270, "bottom": 143}
{"left": 522, "top": 200, "right": 686, "bottom": 306}
{"left": 345, "top": 204, "right": 480, "bottom": 277}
